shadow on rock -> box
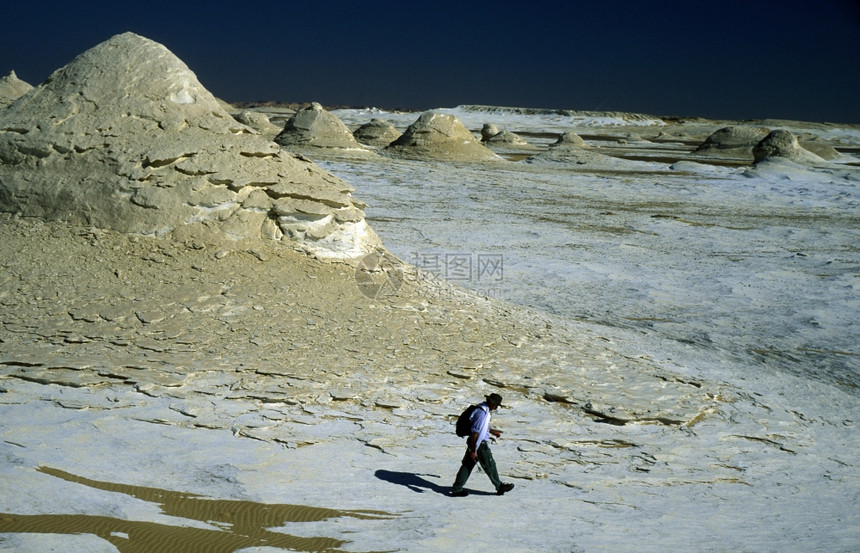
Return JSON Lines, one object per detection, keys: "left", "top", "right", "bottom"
{"left": 375, "top": 470, "right": 496, "bottom": 496}
{"left": 375, "top": 470, "right": 451, "bottom": 495}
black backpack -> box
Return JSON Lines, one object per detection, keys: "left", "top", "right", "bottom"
{"left": 455, "top": 405, "right": 478, "bottom": 437}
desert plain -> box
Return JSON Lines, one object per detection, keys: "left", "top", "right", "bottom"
{"left": 1, "top": 33, "right": 858, "bottom": 552}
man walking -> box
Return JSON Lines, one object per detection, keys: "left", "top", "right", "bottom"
{"left": 451, "top": 393, "right": 515, "bottom": 497}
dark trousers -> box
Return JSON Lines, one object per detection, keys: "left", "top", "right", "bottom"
{"left": 452, "top": 441, "right": 503, "bottom": 492}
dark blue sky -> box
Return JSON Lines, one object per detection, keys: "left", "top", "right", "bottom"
{"left": 2, "top": 0, "right": 858, "bottom": 122}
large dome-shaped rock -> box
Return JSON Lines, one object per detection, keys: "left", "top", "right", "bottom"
{"left": 275, "top": 102, "right": 368, "bottom": 151}
{"left": 752, "top": 129, "right": 825, "bottom": 164}
{"left": 0, "top": 71, "right": 33, "bottom": 107}
{"left": 0, "top": 33, "right": 380, "bottom": 261}
{"left": 694, "top": 126, "right": 770, "bottom": 154}
{"left": 384, "top": 112, "right": 499, "bottom": 161}
{"left": 353, "top": 118, "right": 401, "bottom": 147}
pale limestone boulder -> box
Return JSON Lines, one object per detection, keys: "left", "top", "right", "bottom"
{"left": 753, "top": 129, "right": 825, "bottom": 164}
{"left": 526, "top": 131, "right": 652, "bottom": 169}
{"left": 481, "top": 123, "right": 501, "bottom": 141}
{"left": 353, "top": 118, "right": 401, "bottom": 146}
{"left": 694, "top": 126, "right": 771, "bottom": 154}
{"left": 798, "top": 137, "right": 841, "bottom": 161}
{"left": 0, "top": 71, "right": 33, "bottom": 107}
{"left": 0, "top": 32, "right": 381, "bottom": 261}
{"left": 275, "top": 102, "right": 368, "bottom": 151}
{"left": 485, "top": 129, "right": 530, "bottom": 146}
{"left": 553, "top": 131, "right": 590, "bottom": 148}
{"left": 233, "top": 110, "right": 282, "bottom": 137}
{"left": 385, "top": 111, "right": 499, "bottom": 161}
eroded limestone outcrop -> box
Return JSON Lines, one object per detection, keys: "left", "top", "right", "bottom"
{"left": 0, "top": 33, "right": 381, "bottom": 261}
{"left": 480, "top": 123, "right": 501, "bottom": 141}
{"left": 525, "top": 131, "right": 653, "bottom": 170}
{"left": 233, "top": 110, "right": 282, "bottom": 138}
{"left": 384, "top": 111, "right": 499, "bottom": 161}
{"left": 693, "top": 126, "right": 771, "bottom": 160}
{"left": 752, "top": 129, "right": 826, "bottom": 164}
{"left": 275, "top": 102, "right": 369, "bottom": 152}
{"left": 353, "top": 118, "right": 401, "bottom": 147}
{"left": 0, "top": 70, "right": 33, "bottom": 107}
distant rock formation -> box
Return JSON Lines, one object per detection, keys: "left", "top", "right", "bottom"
{"left": 484, "top": 129, "right": 530, "bottom": 146}
{"left": 694, "top": 126, "right": 770, "bottom": 154}
{"left": 384, "top": 112, "right": 499, "bottom": 161}
{"left": 480, "top": 123, "right": 501, "bottom": 141}
{"left": 233, "top": 110, "right": 282, "bottom": 137}
{"left": 552, "top": 131, "right": 590, "bottom": 148}
{"left": 0, "top": 71, "right": 33, "bottom": 106}
{"left": 525, "top": 131, "right": 652, "bottom": 169}
{"left": 753, "top": 130, "right": 825, "bottom": 164}
{"left": 353, "top": 118, "right": 401, "bottom": 146}
{"left": 0, "top": 33, "right": 381, "bottom": 261}
{"left": 274, "top": 102, "right": 368, "bottom": 151}
{"left": 797, "top": 137, "right": 841, "bottom": 161}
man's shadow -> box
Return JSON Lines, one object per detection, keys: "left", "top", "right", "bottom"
{"left": 374, "top": 470, "right": 495, "bottom": 496}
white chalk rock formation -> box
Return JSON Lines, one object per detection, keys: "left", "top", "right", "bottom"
{"left": 385, "top": 111, "right": 500, "bottom": 161}
{"left": 694, "top": 126, "right": 770, "bottom": 154}
{"left": 0, "top": 32, "right": 381, "bottom": 261}
{"left": 233, "top": 110, "right": 282, "bottom": 137}
{"left": 275, "top": 102, "right": 368, "bottom": 151}
{"left": 552, "top": 131, "right": 591, "bottom": 148}
{"left": 525, "top": 131, "right": 653, "bottom": 169}
{"left": 797, "top": 137, "right": 842, "bottom": 161}
{"left": 353, "top": 118, "right": 401, "bottom": 146}
{"left": 0, "top": 71, "right": 33, "bottom": 106}
{"left": 485, "top": 129, "right": 530, "bottom": 146}
{"left": 752, "top": 129, "right": 825, "bottom": 164}
{"left": 480, "top": 123, "right": 501, "bottom": 141}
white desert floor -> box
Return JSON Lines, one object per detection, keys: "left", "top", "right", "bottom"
{"left": 2, "top": 106, "right": 859, "bottom": 552}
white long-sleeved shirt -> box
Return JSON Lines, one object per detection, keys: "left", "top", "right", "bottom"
{"left": 469, "top": 403, "right": 492, "bottom": 449}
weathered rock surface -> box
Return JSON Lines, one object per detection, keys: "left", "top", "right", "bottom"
{"left": 525, "top": 130, "right": 652, "bottom": 169}
{"left": 485, "top": 129, "right": 530, "bottom": 146}
{"left": 353, "top": 118, "right": 401, "bottom": 146}
{"left": 0, "top": 33, "right": 381, "bottom": 261}
{"left": 275, "top": 102, "right": 369, "bottom": 151}
{"left": 552, "top": 131, "right": 591, "bottom": 148}
{"left": 797, "top": 137, "right": 842, "bottom": 160}
{"left": 233, "top": 110, "right": 282, "bottom": 137}
{"left": 694, "top": 126, "right": 771, "bottom": 152}
{"left": 0, "top": 71, "right": 33, "bottom": 106}
{"left": 480, "top": 123, "right": 501, "bottom": 141}
{"left": 385, "top": 112, "right": 499, "bottom": 161}
{"left": 0, "top": 214, "right": 724, "bottom": 433}
{"left": 753, "top": 129, "right": 826, "bottom": 164}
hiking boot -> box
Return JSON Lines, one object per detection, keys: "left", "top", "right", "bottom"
{"left": 450, "top": 489, "right": 469, "bottom": 497}
{"left": 497, "top": 483, "right": 514, "bottom": 495}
